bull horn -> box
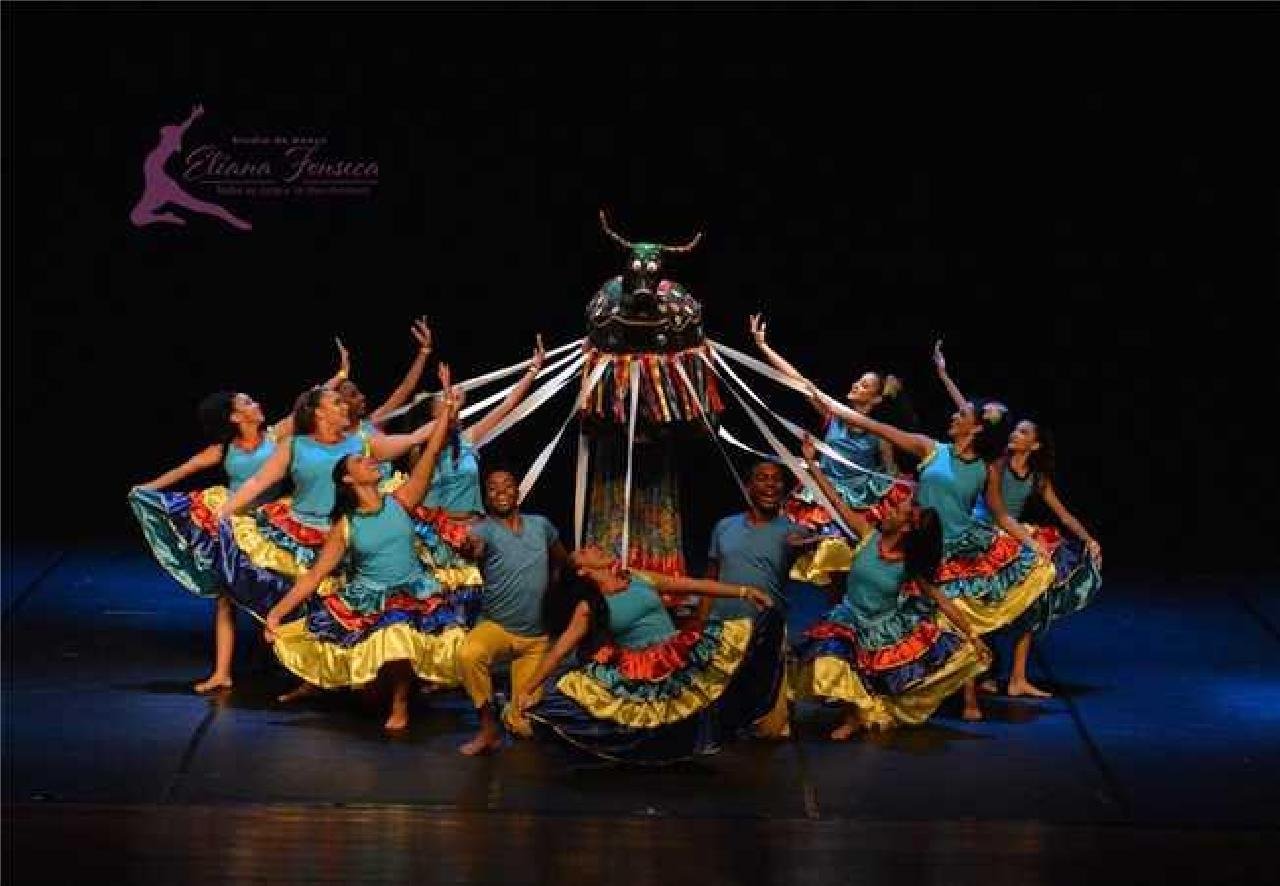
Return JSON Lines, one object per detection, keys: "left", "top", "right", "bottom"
{"left": 598, "top": 209, "right": 633, "bottom": 250}
{"left": 661, "top": 229, "right": 704, "bottom": 254}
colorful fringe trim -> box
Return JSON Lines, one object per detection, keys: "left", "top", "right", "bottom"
{"left": 581, "top": 348, "right": 724, "bottom": 425}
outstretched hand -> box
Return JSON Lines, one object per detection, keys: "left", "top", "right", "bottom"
{"left": 1086, "top": 538, "right": 1102, "bottom": 567}
{"left": 530, "top": 334, "right": 546, "bottom": 373}
{"left": 412, "top": 316, "right": 432, "bottom": 353}
{"left": 334, "top": 337, "right": 350, "bottom": 376}
{"left": 801, "top": 432, "right": 818, "bottom": 463}
{"left": 749, "top": 313, "right": 767, "bottom": 345}
{"left": 932, "top": 339, "right": 946, "bottom": 374}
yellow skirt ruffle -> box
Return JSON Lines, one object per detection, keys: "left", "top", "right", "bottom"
{"left": 793, "top": 635, "right": 988, "bottom": 727}
{"left": 951, "top": 559, "right": 1057, "bottom": 636}
{"left": 271, "top": 619, "right": 466, "bottom": 689}
{"left": 789, "top": 537, "right": 855, "bottom": 587}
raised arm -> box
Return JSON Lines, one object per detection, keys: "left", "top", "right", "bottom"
{"left": 136, "top": 444, "right": 224, "bottom": 492}
{"left": 1039, "top": 479, "right": 1101, "bottom": 564}
{"left": 800, "top": 434, "right": 873, "bottom": 540}
{"left": 932, "top": 339, "right": 971, "bottom": 413}
{"left": 516, "top": 601, "right": 593, "bottom": 715}
{"left": 263, "top": 525, "right": 349, "bottom": 641}
{"left": 750, "top": 314, "right": 831, "bottom": 421}
{"left": 392, "top": 366, "right": 455, "bottom": 509}
{"left": 464, "top": 334, "right": 546, "bottom": 445}
{"left": 368, "top": 318, "right": 433, "bottom": 424}
{"left": 984, "top": 462, "right": 1050, "bottom": 560}
{"left": 219, "top": 442, "right": 291, "bottom": 517}
{"left": 808, "top": 380, "right": 935, "bottom": 460}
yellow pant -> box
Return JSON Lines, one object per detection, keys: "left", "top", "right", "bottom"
{"left": 457, "top": 619, "right": 548, "bottom": 734}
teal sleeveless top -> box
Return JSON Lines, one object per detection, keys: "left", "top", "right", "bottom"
{"left": 973, "top": 462, "right": 1038, "bottom": 523}
{"left": 820, "top": 419, "right": 892, "bottom": 504}
{"left": 829, "top": 531, "right": 922, "bottom": 649}
{"left": 290, "top": 434, "right": 365, "bottom": 527}
{"left": 348, "top": 497, "right": 425, "bottom": 590}
{"left": 607, "top": 576, "right": 678, "bottom": 649}
{"left": 223, "top": 434, "right": 276, "bottom": 493}
{"left": 915, "top": 443, "right": 988, "bottom": 545}
{"left": 425, "top": 435, "right": 483, "bottom": 513}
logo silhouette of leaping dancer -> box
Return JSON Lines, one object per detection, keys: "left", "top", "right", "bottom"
{"left": 130, "top": 104, "right": 252, "bottom": 231}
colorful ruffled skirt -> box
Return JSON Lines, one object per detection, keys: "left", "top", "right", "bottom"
{"left": 128, "top": 485, "right": 228, "bottom": 598}
{"left": 793, "top": 599, "right": 988, "bottom": 727}
{"left": 933, "top": 522, "right": 1058, "bottom": 635}
{"left": 787, "top": 482, "right": 913, "bottom": 587}
{"left": 270, "top": 577, "right": 467, "bottom": 689}
{"left": 526, "top": 607, "right": 786, "bottom": 764}
{"left": 1008, "top": 526, "right": 1103, "bottom": 636}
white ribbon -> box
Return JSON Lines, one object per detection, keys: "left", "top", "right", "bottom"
{"left": 518, "top": 358, "right": 610, "bottom": 504}
{"left": 473, "top": 352, "right": 586, "bottom": 449}
{"left": 574, "top": 427, "right": 590, "bottom": 550}
{"left": 708, "top": 340, "right": 911, "bottom": 489}
{"left": 620, "top": 360, "right": 641, "bottom": 565}
{"left": 698, "top": 350, "right": 859, "bottom": 542}
{"left": 672, "top": 358, "right": 748, "bottom": 503}
{"left": 379, "top": 337, "right": 585, "bottom": 421}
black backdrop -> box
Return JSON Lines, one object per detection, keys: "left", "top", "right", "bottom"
{"left": 4, "top": 4, "right": 1277, "bottom": 577}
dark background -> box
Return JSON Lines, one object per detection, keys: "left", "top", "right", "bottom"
{"left": 4, "top": 4, "right": 1276, "bottom": 577}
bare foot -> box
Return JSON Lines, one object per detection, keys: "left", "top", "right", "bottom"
{"left": 962, "top": 705, "right": 984, "bottom": 722}
{"left": 458, "top": 732, "right": 502, "bottom": 756}
{"left": 1007, "top": 679, "right": 1053, "bottom": 699}
{"left": 384, "top": 711, "right": 410, "bottom": 732}
{"left": 978, "top": 679, "right": 999, "bottom": 695}
{"left": 830, "top": 721, "right": 860, "bottom": 741}
{"left": 193, "top": 675, "right": 232, "bottom": 695}
{"left": 277, "top": 683, "right": 319, "bottom": 704}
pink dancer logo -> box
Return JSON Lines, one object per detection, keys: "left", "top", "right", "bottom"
{"left": 130, "top": 104, "right": 252, "bottom": 231}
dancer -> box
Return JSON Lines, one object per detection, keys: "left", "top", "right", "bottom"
{"left": 977, "top": 419, "right": 1103, "bottom": 697}
{"left": 794, "top": 435, "right": 990, "bottom": 737}
{"left": 262, "top": 370, "right": 465, "bottom": 731}
{"left": 748, "top": 314, "right": 910, "bottom": 584}
{"left": 334, "top": 317, "right": 434, "bottom": 438}
{"left": 419, "top": 334, "right": 546, "bottom": 518}
{"left": 705, "top": 460, "right": 807, "bottom": 738}
{"left": 453, "top": 466, "right": 569, "bottom": 755}
{"left": 518, "top": 546, "right": 785, "bottom": 764}
{"left": 128, "top": 349, "right": 348, "bottom": 693}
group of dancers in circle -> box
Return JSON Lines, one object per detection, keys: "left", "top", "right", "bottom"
{"left": 130, "top": 314, "right": 1102, "bottom": 762}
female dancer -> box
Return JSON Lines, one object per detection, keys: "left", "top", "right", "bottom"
{"left": 263, "top": 371, "right": 465, "bottom": 731}
{"left": 793, "top": 434, "right": 990, "bottom": 737}
{"left": 979, "top": 419, "right": 1103, "bottom": 697}
{"left": 417, "top": 334, "right": 546, "bottom": 518}
{"left": 128, "top": 348, "right": 348, "bottom": 693}
{"left": 748, "top": 314, "right": 910, "bottom": 584}
{"left": 335, "top": 317, "right": 433, "bottom": 439}
{"left": 516, "top": 547, "right": 786, "bottom": 764}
